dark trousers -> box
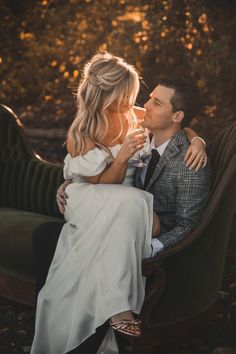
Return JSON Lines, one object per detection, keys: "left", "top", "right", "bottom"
{"left": 32, "top": 221, "right": 109, "bottom": 354}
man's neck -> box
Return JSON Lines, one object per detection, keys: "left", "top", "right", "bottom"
{"left": 152, "top": 126, "right": 180, "bottom": 147}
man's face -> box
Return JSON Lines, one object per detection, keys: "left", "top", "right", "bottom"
{"left": 143, "top": 85, "right": 176, "bottom": 132}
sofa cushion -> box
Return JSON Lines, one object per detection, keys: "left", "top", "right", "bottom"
{"left": 0, "top": 208, "right": 64, "bottom": 281}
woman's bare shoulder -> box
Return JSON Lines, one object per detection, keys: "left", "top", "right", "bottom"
{"left": 133, "top": 106, "right": 145, "bottom": 119}
{"left": 67, "top": 136, "right": 96, "bottom": 157}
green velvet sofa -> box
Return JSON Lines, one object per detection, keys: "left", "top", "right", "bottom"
{"left": 0, "top": 104, "right": 64, "bottom": 305}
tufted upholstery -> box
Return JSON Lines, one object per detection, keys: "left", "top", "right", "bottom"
{"left": 208, "top": 122, "right": 236, "bottom": 191}
{"left": 0, "top": 105, "right": 64, "bottom": 215}
{"left": 0, "top": 104, "right": 64, "bottom": 304}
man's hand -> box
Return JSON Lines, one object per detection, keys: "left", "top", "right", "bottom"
{"left": 152, "top": 211, "right": 160, "bottom": 237}
{"left": 56, "top": 180, "right": 72, "bottom": 214}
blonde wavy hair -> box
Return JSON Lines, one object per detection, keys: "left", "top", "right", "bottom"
{"left": 67, "top": 52, "right": 140, "bottom": 156}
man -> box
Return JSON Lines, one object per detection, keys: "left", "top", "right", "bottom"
{"left": 32, "top": 76, "right": 210, "bottom": 353}
{"left": 136, "top": 76, "right": 210, "bottom": 255}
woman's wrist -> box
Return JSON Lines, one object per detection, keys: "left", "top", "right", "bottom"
{"left": 115, "top": 151, "right": 129, "bottom": 165}
{"left": 191, "top": 136, "right": 206, "bottom": 147}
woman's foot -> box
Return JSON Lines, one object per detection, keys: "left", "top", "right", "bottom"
{"left": 110, "top": 311, "right": 142, "bottom": 337}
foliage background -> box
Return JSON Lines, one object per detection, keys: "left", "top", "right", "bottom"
{"left": 1, "top": 0, "right": 236, "bottom": 161}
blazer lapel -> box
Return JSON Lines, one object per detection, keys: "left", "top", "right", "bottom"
{"left": 145, "top": 130, "right": 185, "bottom": 191}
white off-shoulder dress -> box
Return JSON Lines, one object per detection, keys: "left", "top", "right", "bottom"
{"left": 31, "top": 145, "right": 153, "bottom": 354}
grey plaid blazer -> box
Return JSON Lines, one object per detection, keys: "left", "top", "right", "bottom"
{"left": 135, "top": 130, "right": 211, "bottom": 249}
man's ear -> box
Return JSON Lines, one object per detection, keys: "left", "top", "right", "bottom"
{"left": 173, "top": 111, "right": 184, "bottom": 123}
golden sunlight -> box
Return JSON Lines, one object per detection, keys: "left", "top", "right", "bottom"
{"left": 117, "top": 12, "right": 142, "bottom": 22}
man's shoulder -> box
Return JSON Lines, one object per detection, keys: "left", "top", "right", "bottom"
{"left": 166, "top": 130, "right": 189, "bottom": 157}
{"left": 173, "top": 129, "right": 190, "bottom": 151}
{"left": 164, "top": 131, "right": 189, "bottom": 167}
{"left": 173, "top": 160, "right": 211, "bottom": 188}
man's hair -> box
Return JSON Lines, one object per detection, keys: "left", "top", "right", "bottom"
{"left": 157, "top": 76, "right": 202, "bottom": 126}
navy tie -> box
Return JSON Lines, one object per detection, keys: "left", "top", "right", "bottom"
{"left": 144, "top": 149, "right": 160, "bottom": 188}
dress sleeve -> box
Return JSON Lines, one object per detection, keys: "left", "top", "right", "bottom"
{"left": 63, "top": 148, "right": 110, "bottom": 180}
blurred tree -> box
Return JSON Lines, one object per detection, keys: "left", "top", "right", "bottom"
{"left": 0, "top": 0, "right": 235, "bottom": 159}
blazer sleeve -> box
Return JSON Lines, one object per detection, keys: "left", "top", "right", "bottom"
{"left": 158, "top": 162, "right": 211, "bottom": 249}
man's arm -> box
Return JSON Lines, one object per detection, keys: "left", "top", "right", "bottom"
{"left": 157, "top": 163, "right": 211, "bottom": 249}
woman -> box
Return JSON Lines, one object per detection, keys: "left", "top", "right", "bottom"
{"left": 31, "top": 52, "right": 206, "bottom": 354}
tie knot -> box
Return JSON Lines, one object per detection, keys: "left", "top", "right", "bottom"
{"left": 151, "top": 149, "right": 160, "bottom": 159}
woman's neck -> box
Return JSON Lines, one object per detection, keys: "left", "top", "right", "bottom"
{"left": 104, "top": 112, "right": 128, "bottom": 146}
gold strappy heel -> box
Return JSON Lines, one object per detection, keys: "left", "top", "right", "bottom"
{"left": 110, "top": 318, "right": 142, "bottom": 337}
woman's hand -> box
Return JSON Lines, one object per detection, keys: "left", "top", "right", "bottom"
{"left": 56, "top": 180, "right": 72, "bottom": 214}
{"left": 152, "top": 211, "right": 160, "bottom": 237}
{"left": 116, "top": 129, "right": 146, "bottom": 163}
{"left": 184, "top": 139, "right": 207, "bottom": 172}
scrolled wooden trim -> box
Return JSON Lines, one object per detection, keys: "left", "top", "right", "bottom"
{"left": 0, "top": 271, "right": 36, "bottom": 307}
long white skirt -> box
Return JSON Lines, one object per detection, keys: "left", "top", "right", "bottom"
{"left": 31, "top": 183, "right": 153, "bottom": 354}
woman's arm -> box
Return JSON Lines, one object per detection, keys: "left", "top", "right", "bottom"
{"left": 184, "top": 127, "right": 206, "bottom": 143}
{"left": 57, "top": 129, "right": 145, "bottom": 211}
{"left": 85, "top": 130, "right": 146, "bottom": 184}
{"left": 85, "top": 154, "right": 128, "bottom": 184}
{"left": 184, "top": 127, "right": 207, "bottom": 171}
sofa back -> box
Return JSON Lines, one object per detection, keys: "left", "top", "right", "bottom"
{"left": 0, "top": 104, "right": 63, "bottom": 218}
{"left": 143, "top": 122, "right": 236, "bottom": 327}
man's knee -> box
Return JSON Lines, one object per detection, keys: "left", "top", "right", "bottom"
{"left": 32, "top": 221, "right": 64, "bottom": 295}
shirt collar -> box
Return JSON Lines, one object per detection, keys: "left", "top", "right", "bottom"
{"left": 150, "top": 137, "right": 170, "bottom": 156}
